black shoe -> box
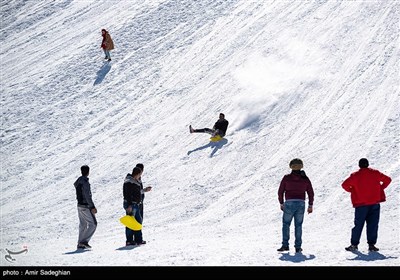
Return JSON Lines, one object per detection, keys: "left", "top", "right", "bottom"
{"left": 368, "top": 244, "right": 379, "bottom": 251}
{"left": 126, "top": 241, "right": 135, "bottom": 246}
{"left": 77, "top": 243, "right": 91, "bottom": 249}
{"left": 108, "top": 58, "right": 111, "bottom": 61}
{"left": 345, "top": 245, "right": 358, "bottom": 251}
{"left": 135, "top": 240, "right": 146, "bottom": 245}
{"left": 189, "top": 125, "right": 194, "bottom": 133}
{"left": 277, "top": 246, "right": 289, "bottom": 252}
{"left": 295, "top": 248, "right": 303, "bottom": 253}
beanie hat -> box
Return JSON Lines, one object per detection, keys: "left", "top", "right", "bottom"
{"left": 359, "top": 158, "right": 369, "bottom": 168}
{"left": 289, "top": 158, "right": 303, "bottom": 170}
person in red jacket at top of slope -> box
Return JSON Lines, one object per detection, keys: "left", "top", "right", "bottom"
{"left": 342, "top": 158, "right": 392, "bottom": 252}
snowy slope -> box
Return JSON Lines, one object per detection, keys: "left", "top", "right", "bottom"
{"left": 1, "top": 0, "right": 399, "bottom": 266}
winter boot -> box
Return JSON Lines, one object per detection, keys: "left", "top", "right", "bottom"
{"left": 277, "top": 246, "right": 289, "bottom": 252}
{"left": 368, "top": 244, "right": 379, "bottom": 251}
{"left": 345, "top": 245, "right": 358, "bottom": 251}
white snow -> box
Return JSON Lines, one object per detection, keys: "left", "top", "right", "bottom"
{"left": 1, "top": 0, "right": 399, "bottom": 268}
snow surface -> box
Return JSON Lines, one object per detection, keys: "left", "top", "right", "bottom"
{"left": 1, "top": 0, "right": 399, "bottom": 268}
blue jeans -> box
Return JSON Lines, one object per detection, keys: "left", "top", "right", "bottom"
{"left": 103, "top": 49, "right": 111, "bottom": 59}
{"left": 281, "top": 200, "right": 305, "bottom": 248}
{"left": 350, "top": 204, "right": 380, "bottom": 246}
{"left": 123, "top": 201, "right": 143, "bottom": 243}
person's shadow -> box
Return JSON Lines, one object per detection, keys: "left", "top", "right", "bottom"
{"left": 347, "top": 250, "right": 398, "bottom": 262}
{"left": 63, "top": 249, "right": 91, "bottom": 255}
{"left": 278, "top": 252, "right": 316, "bottom": 263}
{"left": 187, "top": 138, "right": 228, "bottom": 158}
{"left": 93, "top": 62, "right": 111, "bottom": 85}
{"left": 115, "top": 245, "right": 138, "bottom": 251}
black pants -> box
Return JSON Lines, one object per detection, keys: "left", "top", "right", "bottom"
{"left": 193, "top": 128, "right": 224, "bottom": 137}
{"left": 350, "top": 204, "right": 380, "bottom": 246}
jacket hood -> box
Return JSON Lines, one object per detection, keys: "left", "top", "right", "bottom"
{"left": 124, "top": 174, "right": 141, "bottom": 186}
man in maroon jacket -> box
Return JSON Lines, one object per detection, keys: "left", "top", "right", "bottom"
{"left": 277, "top": 158, "right": 314, "bottom": 253}
{"left": 342, "top": 158, "right": 392, "bottom": 252}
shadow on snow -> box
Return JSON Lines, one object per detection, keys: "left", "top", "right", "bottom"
{"left": 93, "top": 62, "right": 111, "bottom": 85}
{"left": 347, "top": 251, "right": 398, "bottom": 262}
{"left": 63, "top": 249, "right": 91, "bottom": 255}
{"left": 115, "top": 246, "right": 138, "bottom": 251}
{"left": 279, "top": 252, "right": 316, "bottom": 263}
{"left": 187, "top": 138, "right": 228, "bottom": 158}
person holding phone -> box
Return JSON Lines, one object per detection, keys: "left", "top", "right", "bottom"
{"left": 136, "top": 163, "right": 152, "bottom": 221}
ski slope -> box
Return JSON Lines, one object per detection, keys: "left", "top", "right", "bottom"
{"left": 1, "top": 0, "right": 399, "bottom": 266}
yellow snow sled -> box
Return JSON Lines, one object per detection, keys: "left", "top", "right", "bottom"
{"left": 119, "top": 215, "right": 142, "bottom": 230}
{"left": 210, "top": 135, "right": 223, "bottom": 142}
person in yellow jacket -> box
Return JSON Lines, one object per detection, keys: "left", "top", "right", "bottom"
{"left": 101, "top": 29, "right": 114, "bottom": 61}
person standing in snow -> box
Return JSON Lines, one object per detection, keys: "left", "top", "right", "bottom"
{"left": 123, "top": 166, "right": 146, "bottom": 246}
{"left": 277, "top": 158, "right": 314, "bottom": 253}
{"left": 74, "top": 165, "right": 97, "bottom": 249}
{"left": 101, "top": 28, "right": 114, "bottom": 61}
{"left": 189, "top": 113, "right": 229, "bottom": 138}
{"left": 136, "top": 163, "right": 152, "bottom": 221}
{"left": 342, "top": 158, "right": 392, "bottom": 252}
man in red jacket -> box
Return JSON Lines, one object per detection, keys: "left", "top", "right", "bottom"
{"left": 277, "top": 158, "right": 314, "bottom": 253}
{"left": 342, "top": 158, "right": 392, "bottom": 252}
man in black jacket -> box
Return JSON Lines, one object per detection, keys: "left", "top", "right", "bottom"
{"left": 189, "top": 113, "right": 229, "bottom": 137}
{"left": 74, "top": 165, "right": 97, "bottom": 249}
{"left": 123, "top": 166, "right": 146, "bottom": 246}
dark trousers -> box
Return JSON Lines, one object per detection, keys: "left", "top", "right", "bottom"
{"left": 193, "top": 128, "right": 214, "bottom": 135}
{"left": 193, "top": 128, "right": 225, "bottom": 137}
{"left": 350, "top": 204, "right": 380, "bottom": 246}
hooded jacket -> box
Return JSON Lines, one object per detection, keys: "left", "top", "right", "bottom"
{"left": 123, "top": 174, "right": 142, "bottom": 205}
{"left": 74, "top": 176, "right": 95, "bottom": 209}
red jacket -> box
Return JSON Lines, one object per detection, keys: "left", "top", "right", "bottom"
{"left": 342, "top": 167, "right": 391, "bottom": 207}
{"left": 278, "top": 170, "right": 314, "bottom": 206}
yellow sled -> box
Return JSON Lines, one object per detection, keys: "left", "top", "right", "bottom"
{"left": 119, "top": 215, "right": 142, "bottom": 230}
{"left": 210, "top": 135, "right": 223, "bottom": 142}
